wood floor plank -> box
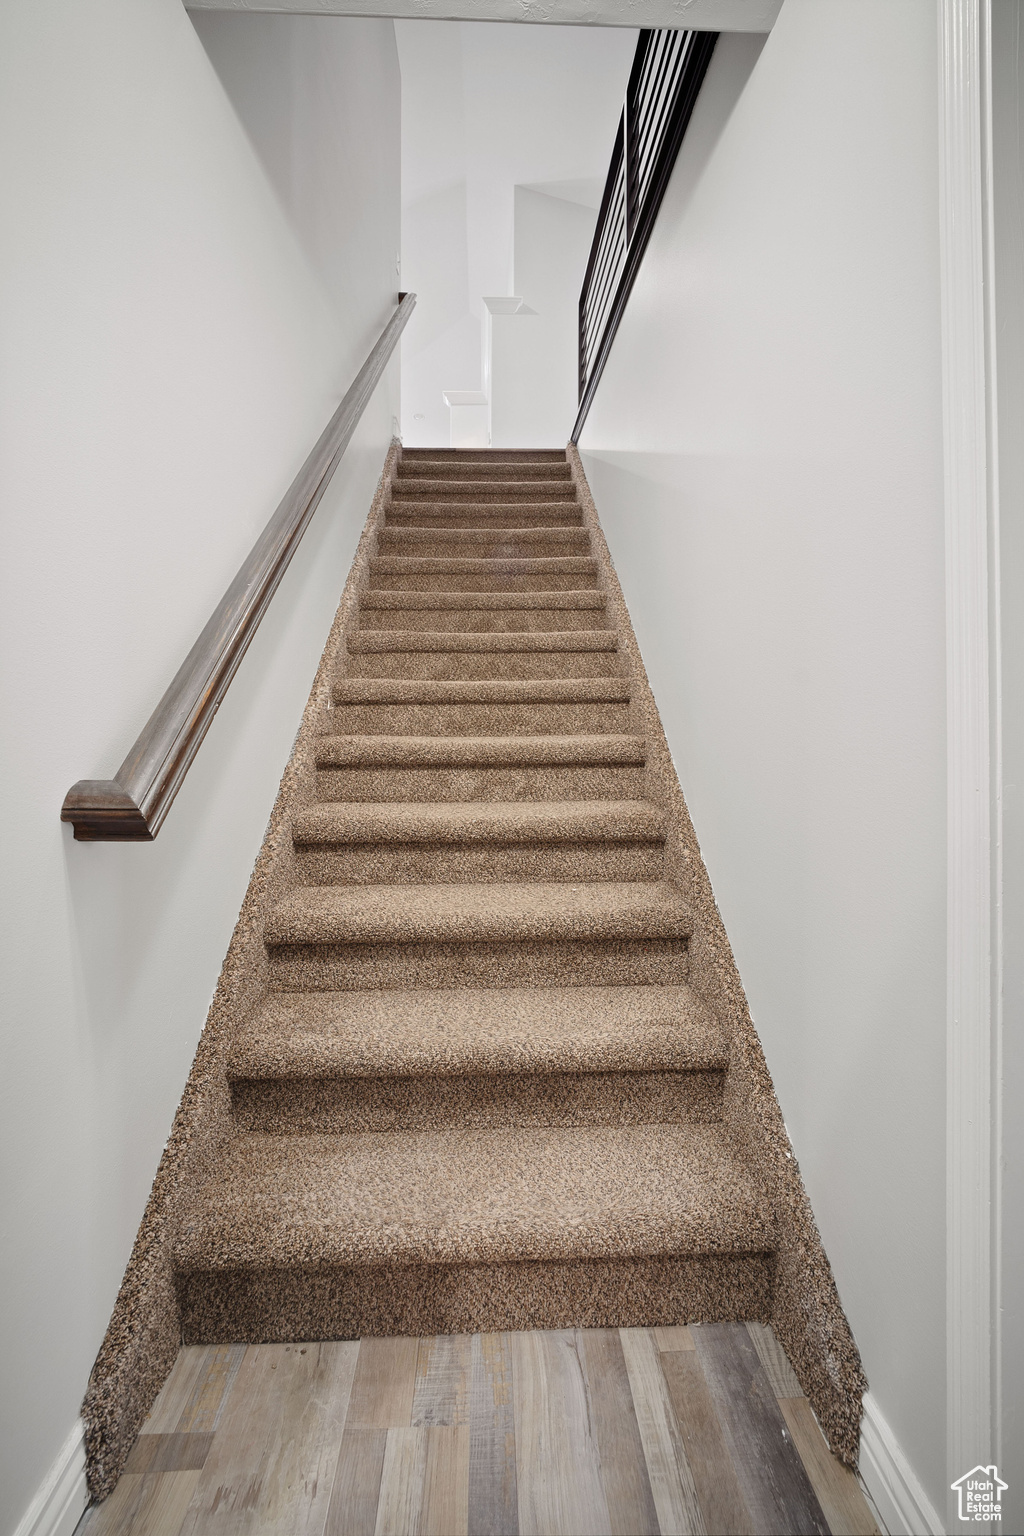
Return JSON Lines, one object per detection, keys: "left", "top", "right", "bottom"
{"left": 659, "top": 1346, "right": 752, "bottom": 1536}
{"left": 653, "top": 1328, "right": 695, "bottom": 1354}
{"left": 142, "top": 1352, "right": 210, "bottom": 1435}
{"left": 175, "top": 1346, "right": 247, "bottom": 1435}
{"left": 780, "top": 1397, "right": 880, "bottom": 1536}
{"left": 178, "top": 1341, "right": 357, "bottom": 1535}
{"left": 512, "top": 1329, "right": 612, "bottom": 1536}
{"left": 94, "top": 1327, "right": 862, "bottom": 1536}
{"left": 123, "top": 1434, "right": 214, "bottom": 1475}
{"left": 373, "top": 1428, "right": 428, "bottom": 1536}
{"left": 746, "top": 1323, "right": 803, "bottom": 1399}
{"left": 324, "top": 1425, "right": 387, "bottom": 1536}
{"left": 79, "top": 1472, "right": 201, "bottom": 1536}
{"left": 412, "top": 1334, "right": 472, "bottom": 1426}
{"left": 691, "top": 1325, "right": 829, "bottom": 1536}
{"left": 468, "top": 1332, "right": 518, "bottom": 1536}
{"left": 421, "top": 1425, "right": 470, "bottom": 1536}
{"left": 143, "top": 1345, "right": 245, "bottom": 1436}
{"left": 618, "top": 1329, "right": 705, "bottom": 1536}
{"left": 347, "top": 1337, "right": 421, "bottom": 1429}
{"left": 577, "top": 1330, "right": 659, "bottom": 1536}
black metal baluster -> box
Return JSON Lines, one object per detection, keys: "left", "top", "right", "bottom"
{"left": 573, "top": 27, "right": 718, "bottom": 436}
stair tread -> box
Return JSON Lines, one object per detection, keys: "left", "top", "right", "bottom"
{"left": 348, "top": 629, "right": 616, "bottom": 653}
{"left": 266, "top": 880, "right": 692, "bottom": 946}
{"left": 228, "top": 985, "right": 726, "bottom": 1080}
{"left": 331, "top": 677, "right": 631, "bottom": 704}
{"left": 292, "top": 799, "right": 666, "bottom": 847}
{"left": 358, "top": 590, "right": 605, "bottom": 610}
{"left": 174, "top": 1123, "right": 773, "bottom": 1271}
{"left": 314, "top": 734, "right": 645, "bottom": 767}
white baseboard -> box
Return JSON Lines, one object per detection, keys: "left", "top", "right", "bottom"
{"left": 12, "top": 1420, "right": 89, "bottom": 1536}
{"left": 859, "top": 1392, "right": 944, "bottom": 1536}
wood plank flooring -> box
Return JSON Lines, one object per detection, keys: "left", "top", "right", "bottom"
{"left": 77, "top": 1325, "right": 879, "bottom": 1536}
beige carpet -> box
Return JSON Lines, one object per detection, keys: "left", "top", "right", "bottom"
{"left": 81, "top": 446, "right": 866, "bottom": 1502}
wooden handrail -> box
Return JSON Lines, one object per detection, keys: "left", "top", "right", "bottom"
{"left": 62, "top": 293, "right": 416, "bottom": 841}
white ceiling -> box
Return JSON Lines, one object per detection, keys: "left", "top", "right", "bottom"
{"left": 185, "top": 0, "right": 782, "bottom": 35}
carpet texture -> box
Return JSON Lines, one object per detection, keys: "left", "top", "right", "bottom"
{"left": 80, "top": 445, "right": 867, "bottom": 1501}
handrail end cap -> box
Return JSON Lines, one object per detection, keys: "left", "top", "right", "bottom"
{"left": 61, "top": 781, "right": 154, "bottom": 841}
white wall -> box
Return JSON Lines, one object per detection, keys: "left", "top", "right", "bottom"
{"left": 191, "top": 9, "right": 402, "bottom": 384}
{"left": 0, "top": 4, "right": 399, "bottom": 1532}
{"left": 580, "top": 4, "right": 948, "bottom": 1514}
{"left": 396, "top": 19, "right": 635, "bottom": 443}
{"left": 489, "top": 187, "right": 597, "bottom": 445}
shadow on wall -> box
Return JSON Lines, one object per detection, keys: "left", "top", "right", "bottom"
{"left": 488, "top": 185, "right": 598, "bottom": 447}
{"left": 403, "top": 181, "right": 472, "bottom": 352}
{"left": 401, "top": 179, "right": 479, "bottom": 446}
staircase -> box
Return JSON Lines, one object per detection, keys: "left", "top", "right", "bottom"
{"left": 171, "top": 446, "right": 783, "bottom": 1340}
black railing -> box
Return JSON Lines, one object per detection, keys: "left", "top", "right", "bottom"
{"left": 571, "top": 28, "right": 718, "bottom": 443}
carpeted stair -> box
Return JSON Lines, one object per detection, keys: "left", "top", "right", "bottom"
{"left": 80, "top": 446, "right": 866, "bottom": 1502}
{"left": 170, "top": 446, "right": 780, "bottom": 1341}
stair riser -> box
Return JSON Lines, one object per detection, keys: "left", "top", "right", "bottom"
{"left": 386, "top": 508, "right": 585, "bottom": 528}
{"left": 326, "top": 703, "right": 632, "bottom": 735}
{"left": 367, "top": 572, "right": 599, "bottom": 592}
{"left": 395, "top": 464, "right": 572, "bottom": 482}
{"left": 344, "top": 653, "right": 622, "bottom": 681}
{"left": 383, "top": 520, "right": 587, "bottom": 537}
{"left": 392, "top": 483, "right": 577, "bottom": 502}
{"left": 267, "top": 938, "right": 690, "bottom": 990}
{"left": 177, "top": 1254, "right": 773, "bottom": 1344}
{"left": 397, "top": 464, "right": 572, "bottom": 480}
{"left": 357, "top": 609, "right": 610, "bottom": 632}
{"left": 231, "top": 1069, "right": 724, "bottom": 1133}
{"left": 314, "top": 764, "right": 648, "bottom": 802}
{"left": 292, "top": 841, "right": 665, "bottom": 886}
{"left": 401, "top": 450, "right": 567, "bottom": 462}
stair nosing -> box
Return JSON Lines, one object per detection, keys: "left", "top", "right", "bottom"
{"left": 173, "top": 1124, "right": 776, "bottom": 1272}
{"left": 370, "top": 556, "right": 596, "bottom": 572}
{"left": 313, "top": 733, "right": 645, "bottom": 767}
{"left": 330, "top": 678, "right": 631, "bottom": 703}
{"left": 385, "top": 500, "right": 583, "bottom": 513}
{"left": 380, "top": 527, "right": 589, "bottom": 540}
{"left": 392, "top": 480, "right": 575, "bottom": 490}
{"left": 228, "top": 984, "right": 727, "bottom": 1080}
{"left": 358, "top": 591, "right": 606, "bottom": 610}
{"left": 265, "top": 879, "right": 693, "bottom": 947}
{"left": 347, "top": 629, "right": 617, "bottom": 654}
{"left": 291, "top": 798, "right": 666, "bottom": 848}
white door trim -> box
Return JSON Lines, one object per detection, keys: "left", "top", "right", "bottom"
{"left": 937, "top": 0, "right": 998, "bottom": 1526}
